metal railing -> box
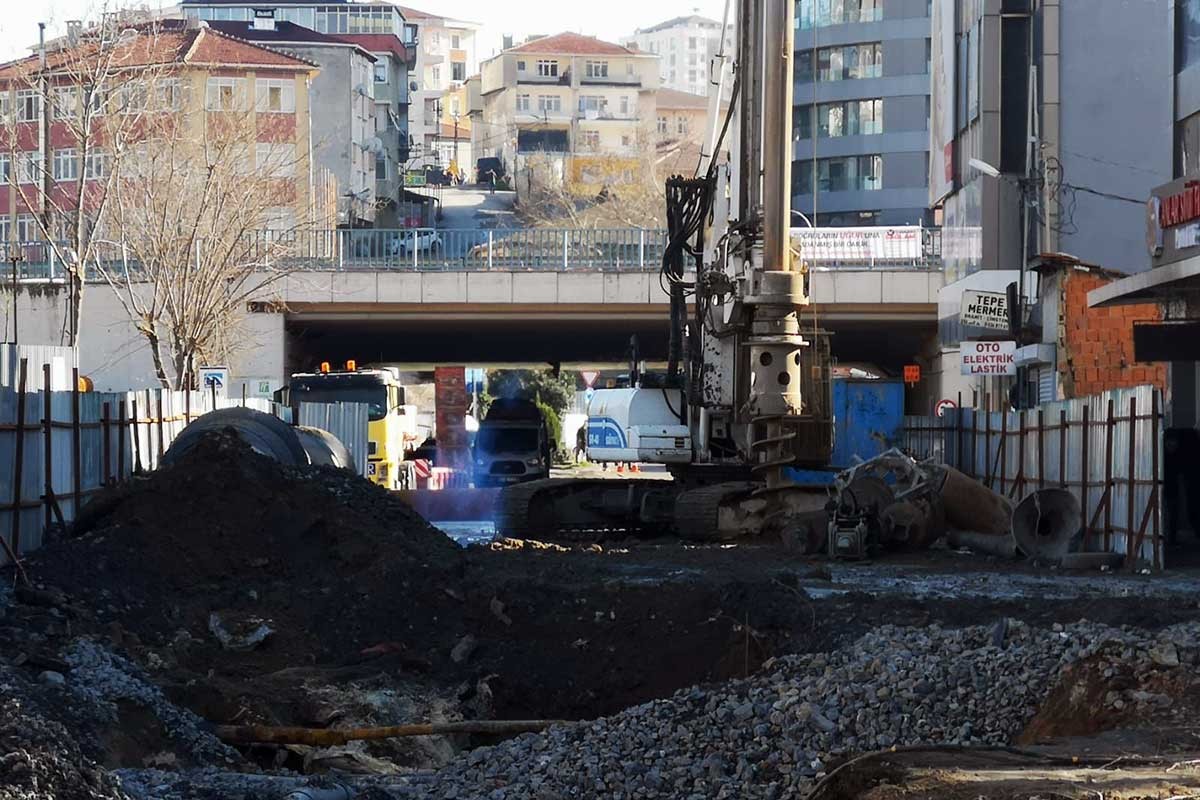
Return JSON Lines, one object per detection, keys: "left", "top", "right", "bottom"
{"left": 0, "top": 227, "right": 944, "bottom": 278}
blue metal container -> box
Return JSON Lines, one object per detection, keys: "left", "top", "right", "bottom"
{"left": 785, "top": 379, "right": 906, "bottom": 487}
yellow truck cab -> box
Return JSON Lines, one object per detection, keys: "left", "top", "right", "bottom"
{"left": 287, "top": 363, "right": 419, "bottom": 489}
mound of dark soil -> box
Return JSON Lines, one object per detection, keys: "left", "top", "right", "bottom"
{"left": 32, "top": 431, "right": 464, "bottom": 670}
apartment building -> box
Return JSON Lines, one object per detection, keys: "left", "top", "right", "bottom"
{"left": 398, "top": 5, "right": 479, "bottom": 169}
{"left": 182, "top": 0, "right": 416, "bottom": 223}
{"left": 792, "top": 0, "right": 932, "bottom": 229}
{"left": 478, "top": 32, "right": 659, "bottom": 188}
{"left": 0, "top": 19, "right": 320, "bottom": 239}
{"left": 207, "top": 17, "right": 380, "bottom": 226}
{"left": 622, "top": 14, "right": 733, "bottom": 98}
{"left": 437, "top": 83, "right": 472, "bottom": 175}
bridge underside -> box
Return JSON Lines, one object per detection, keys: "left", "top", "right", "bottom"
{"left": 283, "top": 303, "right": 936, "bottom": 375}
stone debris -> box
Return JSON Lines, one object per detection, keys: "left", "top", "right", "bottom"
{"left": 363, "top": 621, "right": 1200, "bottom": 800}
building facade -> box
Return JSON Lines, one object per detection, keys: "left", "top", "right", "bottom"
{"left": 477, "top": 32, "right": 659, "bottom": 177}
{"left": 792, "top": 0, "right": 932, "bottom": 229}
{"left": 622, "top": 15, "right": 733, "bottom": 98}
{"left": 928, "top": 0, "right": 1173, "bottom": 407}
{"left": 182, "top": 0, "right": 415, "bottom": 225}
{"left": 398, "top": 5, "right": 479, "bottom": 170}
{"left": 0, "top": 19, "right": 319, "bottom": 240}
{"left": 208, "top": 19, "right": 380, "bottom": 227}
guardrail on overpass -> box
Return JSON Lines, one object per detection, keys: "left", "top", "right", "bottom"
{"left": 2, "top": 227, "right": 943, "bottom": 277}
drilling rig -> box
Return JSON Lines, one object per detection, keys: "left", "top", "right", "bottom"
{"left": 496, "top": 0, "right": 834, "bottom": 548}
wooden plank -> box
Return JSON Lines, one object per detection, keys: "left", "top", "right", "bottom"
{"left": 102, "top": 402, "right": 112, "bottom": 485}
{"left": 71, "top": 367, "right": 81, "bottom": 516}
{"left": 155, "top": 389, "right": 165, "bottom": 464}
{"left": 1104, "top": 398, "right": 1115, "bottom": 551}
{"left": 1059, "top": 409, "right": 1067, "bottom": 489}
{"left": 8, "top": 359, "right": 28, "bottom": 561}
{"left": 131, "top": 395, "right": 142, "bottom": 473}
{"left": 1126, "top": 396, "right": 1137, "bottom": 560}
{"left": 1037, "top": 409, "right": 1045, "bottom": 491}
{"left": 42, "top": 363, "right": 52, "bottom": 532}
{"left": 117, "top": 401, "right": 126, "bottom": 479}
{"left": 1153, "top": 393, "right": 1162, "bottom": 570}
{"left": 1081, "top": 404, "right": 1091, "bottom": 545}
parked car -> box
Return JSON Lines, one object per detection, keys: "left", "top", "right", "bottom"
{"left": 388, "top": 229, "right": 443, "bottom": 255}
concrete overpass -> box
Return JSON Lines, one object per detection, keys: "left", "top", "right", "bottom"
{"left": 4, "top": 227, "right": 943, "bottom": 395}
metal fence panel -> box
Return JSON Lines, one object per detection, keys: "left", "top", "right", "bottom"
{"left": 903, "top": 385, "right": 1164, "bottom": 568}
{"left": 299, "top": 402, "right": 369, "bottom": 476}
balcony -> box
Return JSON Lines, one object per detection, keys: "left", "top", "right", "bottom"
{"left": 579, "top": 75, "right": 643, "bottom": 88}
{"left": 517, "top": 71, "right": 572, "bottom": 87}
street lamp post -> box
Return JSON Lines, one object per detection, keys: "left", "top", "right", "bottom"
{"left": 969, "top": 157, "right": 1033, "bottom": 332}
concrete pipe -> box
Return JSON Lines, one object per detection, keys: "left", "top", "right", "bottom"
{"left": 294, "top": 426, "right": 354, "bottom": 470}
{"left": 1012, "top": 489, "right": 1083, "bottom": 562}
{"left": 940, "top": 467, "right": 1014, "bottom": 538}
{"left": 164, "top": 408, "right": 352, "bottom": 472}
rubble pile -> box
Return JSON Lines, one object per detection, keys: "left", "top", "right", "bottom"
{"left": 376, "top": 621, "right": 1200, "bottom": 800}
{"left": 38, "top": 430, "right": 464, "bottom": 661}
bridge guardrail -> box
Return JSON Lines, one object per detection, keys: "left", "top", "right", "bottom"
{"left": 2, "top": 227, "right": 943, "bottom": 278}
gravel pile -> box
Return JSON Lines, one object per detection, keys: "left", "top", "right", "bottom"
{"left": 373, "top": 620, "right": 1200, "bottom": 800}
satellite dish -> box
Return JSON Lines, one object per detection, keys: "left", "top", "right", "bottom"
{"left": 409, "top": 81, "right": 419, "bottom": 92}
{"left": 362, "top": 136, "right": 384, "bottom": 154}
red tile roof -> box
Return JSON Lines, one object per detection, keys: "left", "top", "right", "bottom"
{"left": 0, "top": 21, "right": 315, "bottom": 82}
{"left": 507, "top": 32, "right": 641, "bottom": 57}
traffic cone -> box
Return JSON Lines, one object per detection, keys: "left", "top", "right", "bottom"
{"left": 616, "top": 463, "right": 625, "bottom": 474}
{"left": 631, "top": 464, "right": 641, "bottom": 473}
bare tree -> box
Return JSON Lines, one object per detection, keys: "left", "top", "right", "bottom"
{"left": 96, "top": 89, "right": 311, "bottom": 390}
{"left": 0, "top": 12, "right": 173, "bottom": 347}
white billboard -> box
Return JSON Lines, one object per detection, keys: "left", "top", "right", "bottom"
{"left": 961, "top": 341, "right": 1017, "bottom": 377}
{"left": 929, "top": 0, "right": 957, "bottom": 204}
{"left": 960, "top": 290, "right": 1009, "bottom": 331}
{"left": 791, "top": 226, "right": 923, "bottom": 262}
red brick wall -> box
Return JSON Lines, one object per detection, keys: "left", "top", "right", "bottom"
{"left": 1059, "top": 270, "right": 1167, "bottom": 398}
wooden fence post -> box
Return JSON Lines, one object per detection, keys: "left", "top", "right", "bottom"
{"left": 102, "top": 402, "right": 112, "bottom": 485}
{"left": 955, "top": 391, "right": 963, "bottom": 470}
{"left": 9, "top": 359, "right": 28, "bottom": 558}
{"left": 131, "top": 395, "right": 142, "bottom": 474}
{"left": 998, "top": 410, "right": 1008, "bottom": 495}
{"left": 985, "top": 408, "right": 993, "bottom": 488}
{"left": 42, "top": 363, "right": 53, "bottom": 532}
{"left": 71, "top": 367, "right": 82, "bottom": 518}
{"left": 1104, "top": 398, "right": 1115, "bottom": 551}
{"left": 1059, "top": 409, "right": 1068, "bottom": 489}
{"left": 1127, "top": 396, "right": 1137, "bottom": 560}
{"left": 1152, "top": 393, "right": 1162, "bottom": 570}
{"left": 1081, "top": 404, "right": 1091, "bottom": 545}
{"left": 1037, "top": 409, "right": 1045, "bottom": 491}
{"left": 155, "top": 389, "right": 165, "bottom": 465}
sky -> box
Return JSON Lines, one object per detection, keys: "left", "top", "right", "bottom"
{"left": 0, "top": 0, "right": 733, "bottom": 63}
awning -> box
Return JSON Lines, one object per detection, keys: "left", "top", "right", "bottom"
{"left": 1088, "top": 255, "right": 1200, "bottom": 308}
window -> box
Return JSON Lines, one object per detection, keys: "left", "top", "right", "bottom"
{"left": 375, "top": 151, "right": 388, "bottom": 180}
{"left": 450, "top": 97, "right": 461, "bottom": 116}
{"left": 86, "top": 85, "right": 106, "bottom": 116}
{"left": 800, "top": 43, "right": 883, "bottom": 82}
{"left": 157, "top": 79, "right": 182, "bottom": 110}
{"left": 256, "top": 79, "right": 296, "bottom": 113}
{"left": 52, "top": 86, "right": 78, "bottom": 119}
{"left": 451, "top": 33, "right": 461, "bottom": 49}
{"left": 84, "top": 149, "right": 108, "bottom": 180}
{"left": 403, "top": 23, "right": 418, "bottom": 43}
{"left": 657, "top": 115, "right": 668, "bottom": 134}
{"left": 431, "top": 65, "right": 441, "bottom": 84}
{"left": 687, "top": 69, "right": 697, "bottom": 83}
{"left": 621, "top": 134, "right": 632, "bottom": 147}
{"left": 115, "top": 81, "right": 148, "bottom": 114}
{"left": 799, "top": 98, "right": 884, "bottom": 138}
{"left": 793, "top": 154, "right": 883, "bottom": 194}
{"left": 516, "top": 93, "right": 531, "bottom": 111}
{"left": 797, "top": 0, "right": 884, "bottom": 29}
{"left": 16, "top": 151, "right": 42, "bottom": 185}
{"left": 536, "top": 60, "right": 559, "bottom": 77}
{"left": 585, "top": 60, "right": 609, "bottom": 78}
{"left": 452, "top": 61, "right": 466, "bottom": 81}
{"left": 16, "top": 90, "right": 41, "bottom": 122}
{"left": 537, "top": 94, "right": 561, "bottom": 112}
{"left": 580, "top": 130, "right": 600, "bottom": 151}
{"left": 374, "top": 62, "right": 389, "bottom": 83}
{"left": 677, "top": 116, "right": 687, "bottom": 134}
{"left": 578, "top": 95, "right": 607, "bottom": 114}
{"left": 0, "top": 153, "right": 9, "bottom": 183}
{"left": 619, "top": 95, "right": 630, "bottom": 115}
{"left": 430, "top": 31, "right": 440, "bottom": 47}
{"left": 256, "top": 143, "right": 296, "bottom": 177}
{"left": 206, "top": 78, "right": 245, "bottom": 111}
{"left": 53, "top": 148, "right": 78, "bottom": 181}
{"left": 517, "top": 60, "right": 527, "bottom": 72}
{"left": 688, "top": 52, "right": 699, "bottom": 66}
{"left": 0, "top": 93, "right": 9, "bottom": 121}
{"left": 688, "top": 36, "right": 698, "bottom": 49}
{"left": 16, "top": 214, "right": 36, "bottom": 242}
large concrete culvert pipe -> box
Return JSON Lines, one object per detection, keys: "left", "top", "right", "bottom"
{"left": 163, "top": 407, "right": 353, "bottom": 471}
{"left": 1012, "top": 489, "right": 1083, "bottom": 562}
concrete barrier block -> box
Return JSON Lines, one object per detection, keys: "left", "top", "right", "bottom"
{"left": 376, "top": 272, "right": 423, "bottom": 303}
{"left": 605, "top": 273, "right": 652, "bottom": 304}
{"left": 558, "top": 273, "right": 604, "bottom": 304}
{"left": 513, "top": 272, "right": 559, "bottom": 303}
{"left": 882, "top": 271, "right": 936, "bottom": 304}
{"left": 467, "top": 272, "right": 514, "bottom": 303}
{"left": 331, "top": 272, "right": 378, "bottom": 304}
{"left": 421, "top": 273, "right": 468, "bottom": 304}
{"left": 829, "top": 271, "right": 885, "bottom": 304}
{"left": 282, "top": 272, "right": 335, "bottom": 303}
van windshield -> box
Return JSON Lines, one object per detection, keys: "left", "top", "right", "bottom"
{"left": 477, "top": 427, "right": 539, "bottom": 453}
